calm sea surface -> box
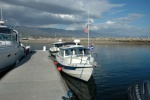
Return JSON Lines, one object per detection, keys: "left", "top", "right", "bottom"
{"left": 26, "top": 42, "right": 150, "bottom": 100}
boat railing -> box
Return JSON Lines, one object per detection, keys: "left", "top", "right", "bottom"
{"left": 69, "top": 54, "right": 91, "bottom": 64}
{"left": 80, "top": 55, "right": 83, "bottom": 64}
{"left": 92, "top": 52, "right": 98, "bottom": 59}
{"left": 70, "top": 55, "right": 72, "bottom": 64}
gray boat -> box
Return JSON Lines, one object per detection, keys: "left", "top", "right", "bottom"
{"left": 127, "top": 80, "right": 150, "bottom": 100}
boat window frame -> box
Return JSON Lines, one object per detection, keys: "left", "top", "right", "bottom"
{"left": 63, "top": 47, "right": 90, "bottom": 57}
{"left": 0, "top": 28, "right": 17, "bottom": 41}
{"left": 0, "top": 33, "right": 16, "bottom": 41}
{"left": 59, "top": 49, "right": 65, "bottom": 57}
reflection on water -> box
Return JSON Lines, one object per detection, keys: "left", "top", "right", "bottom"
{"left": 61, "top": 72, "right": 96, "bottom": 100}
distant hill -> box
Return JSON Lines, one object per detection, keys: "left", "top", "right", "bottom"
{"left": 14, "top": 26, "right": 124, "bottom": 38}
{"left": 13, "top": 26, "right": 130, "bottom": 38}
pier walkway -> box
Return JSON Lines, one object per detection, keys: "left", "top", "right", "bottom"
{"left": 0, "top": 50, "right": 67, "bottom": 100}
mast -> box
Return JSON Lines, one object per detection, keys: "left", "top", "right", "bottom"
{"left": 1, "top": 6, "right": 3, "bottom": 20}
{"left": 87, "top": 10, "right": 90, "bottom": 48}
{"left": 0, "top": 6, "right": 5, "bottom": 25}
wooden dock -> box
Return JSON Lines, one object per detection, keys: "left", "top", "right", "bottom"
{"left": 0, "top": 50, "right": 68, "bottom": 100}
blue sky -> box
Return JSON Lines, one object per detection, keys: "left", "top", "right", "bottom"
{"left": 108, "top": 0, "right": 150, "bottom": 28}
{"left": 0, "top": 0, "right": 150, "bottom": 37}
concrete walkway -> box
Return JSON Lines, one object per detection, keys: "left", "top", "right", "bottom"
{"left": 0, "top": 50, "right": 67, "bottom": 100}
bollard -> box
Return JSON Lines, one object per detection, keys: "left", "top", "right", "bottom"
{"left": 43, "top": 46, "right": 46, "bottom": 51}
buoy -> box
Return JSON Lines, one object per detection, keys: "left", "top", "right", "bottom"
{"left": 57, "top": 67, "right": 62, "bottom": 71}
{"left": 54, "top": 61, "right": 58, "bottom": 65}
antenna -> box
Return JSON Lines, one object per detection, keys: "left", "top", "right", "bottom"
{"left": 1, "top": 6, "right": 3, "bottom": 20}
{"left": 13, "top": 22, "right": 18, "bottom": 29}
{"left": 0, "top": 6, "right": 5, "bottom": 25}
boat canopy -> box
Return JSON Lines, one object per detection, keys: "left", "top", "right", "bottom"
{"left": 53, "top": 42, "right": 80, "bottom": 48}
{"left": 63, "top": 42, "right": 80, "bottom": 46}
{"left": 52, "top": 42, "right": 64, "bottom": 47}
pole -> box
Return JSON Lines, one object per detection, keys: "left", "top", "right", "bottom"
{"left": 87, "top": 10, "right": 90, "bottom": 48}
{"left": 1, "top": 6, "right": 3, "bottom": 20}
{"left": 55, "top": 33, "right": 56, "bottom": 42}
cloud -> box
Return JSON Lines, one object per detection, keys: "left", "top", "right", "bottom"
{"left": 118, "top": 13, "right": 144, "bottom": 23}
{"left": 105, "top": 21, "right": 115, "bottom": 24}
{"left": 1, "top": 0, "right": 149, "bottom": 37}
{"left": 0, "top": 0, "right": 124, "bottom": 27}
{"left": 81, "top": 13, "right": 149, "bottom": 37}
{"left": 110, "top": 10, "right": 125, "bottom": 15}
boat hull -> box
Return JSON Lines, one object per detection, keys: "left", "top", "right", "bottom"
{"left": 62, "top": 67, "right": 93, "bottom": 81}
{"left": 58, "top": 63, "right": 94, "bottom": 81}
{"left": 49, "top": 50, "right": 58, "bottom": 58}
{"left": 0, "top": 46, "right": 25, "bottom": 72}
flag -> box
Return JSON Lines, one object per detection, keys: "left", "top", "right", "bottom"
{"left": 90, "top": 43, "right": 94, "bottom": 51}
{"left": 90, "top": 45, "right": 94, "bottom": 51}
{"left": 90, "top": 46, "right": 94, "bottom": 50}
{"left": 84, "top": 25, "right": 88, "bottom": 34}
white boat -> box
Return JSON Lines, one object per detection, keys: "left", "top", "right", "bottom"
{"left": 56, "top": 40, "right": 97, "bottom": 81}
{"left": 49, "top": 39, "right": 64, "bottom": 57}
{"left": 0, "top": 7, "right": 25, "bottom": 72}
{"left": 49, "top": 39, "right": 80, "bottom": 58}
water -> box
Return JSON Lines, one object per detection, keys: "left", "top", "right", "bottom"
{"left": 93, "top": 43, "right": 150, "bottom": 100}
{"left": 24, "top": 42, "right": 150, "bottom": 100}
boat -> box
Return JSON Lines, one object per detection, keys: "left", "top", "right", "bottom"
{"left": 127, "top": 80, "right": 150, "bottom": 100}
{"left": 56, "top": 39, "right": 97, "bottom": 81}
{"left": 0, "top": 7, "right": 25, "bottom": 72}
{"left": 49, "top": 39, "right": 64, "bottom": 58}
{"left": 61, "top": 71, "right": 96, "bottom": 100}
{"left": 49, "top": 39, "right": 80, "bottom": 58}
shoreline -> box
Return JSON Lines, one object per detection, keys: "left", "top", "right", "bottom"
{"left": 21, "top": 37, "right": 150, "bottom": 44}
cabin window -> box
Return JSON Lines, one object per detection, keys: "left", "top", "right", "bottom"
{"left": 0, "top": 28, "right": 11, "bottom": 34}
{"left": 78, "top": 49, "right": 83, "bottom": 54}
{"left": 0, "top": 34, "right": 12, "bottom": 41}
{"left": 70, "top": 49, "right": 74, "bottom": 55}
{"left": 75, "top": 49, "right": 83, "bottom": 55}
{"left": 60, "top": 50, "right": 64, "bottom": 56}
{"left": 65, "top": 49, "right": 73, "bottom": 56}
{"left": 0, "top": 34, "right": 3, "bottom": 40}
{"left": 65, "top": 50, "right": 69, "bottom": 56}
{"left": 84, "top": 49, "right": 90, "bottom": 55}
{"left": 4, "top": 34, "right": 12, "bottom": 41}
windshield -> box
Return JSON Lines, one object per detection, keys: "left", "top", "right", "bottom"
{"left": 65, "top": 47, "right": 90, "bottom": 56}
{"left": 0, "top": 33, "right": 16, "bottom": 41}
{"left": 0, "top": 28, "right": 18, "bottom": 41}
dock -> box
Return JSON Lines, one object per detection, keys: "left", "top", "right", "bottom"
{"left": 0, "top": 50, "right": 68, "bottom": 100}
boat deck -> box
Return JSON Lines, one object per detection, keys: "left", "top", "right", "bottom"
{"left": 0, "top": 50, "right": 68, "bottom": 100}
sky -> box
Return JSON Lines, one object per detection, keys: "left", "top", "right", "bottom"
{"left": 0, "top": 0, "right": 150, "bottom": 37}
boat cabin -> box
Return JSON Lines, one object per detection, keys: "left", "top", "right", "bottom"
{"left": 59, "top": 45, "right": 90, "bottom": 57}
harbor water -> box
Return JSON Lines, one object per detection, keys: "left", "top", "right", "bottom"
{"left": 22, "top": 42, "right": 150, "bottom": 100}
